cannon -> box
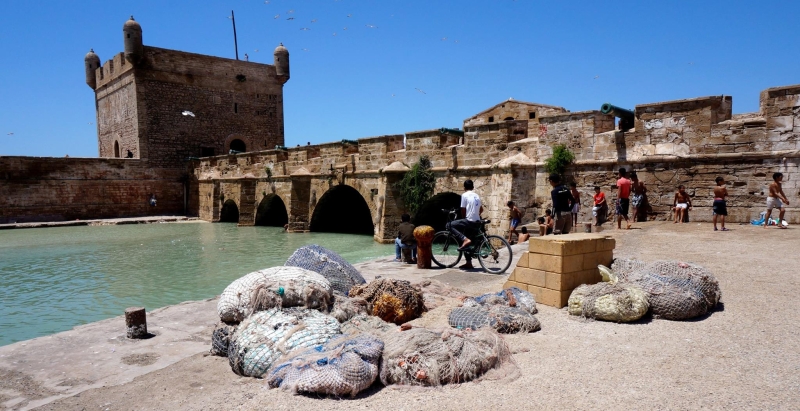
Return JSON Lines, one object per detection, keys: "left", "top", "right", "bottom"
{"left": 600, "top": 103, "right": 635, "bottom": 131}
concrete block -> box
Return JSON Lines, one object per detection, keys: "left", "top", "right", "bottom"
{"left": 582, "top": 250, "right": 614, "bottom": 270}
{"left": 528, "top": 233, "right": 611, "bottom": 255}
{"left": 545, "top": 271, "right": 575, "bottom": 291}
{"left": 514, "top": 267, "right": 546, "bottom": 287}
{"left": 503, "top": 280, "right": 527, "bottom": 290}
{"left": 527, "top": 285, "right": 571, "bottom": 308}
{"left": 527, "top": 253, "right": 584, "bottom": 273}
{"left": 596, "top": 238, "right": 616, "bottom": 251}
{"left": 573, "top": 268, "right": 602, "bottom": 287}
{"left": 517, "top": 252, "right": 529, "bottom": 268}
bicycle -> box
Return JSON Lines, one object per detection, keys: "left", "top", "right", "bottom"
{"left": 430, "top": 208, "right": 513, "bottom": 274}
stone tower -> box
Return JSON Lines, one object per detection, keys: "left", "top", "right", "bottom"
{"left": 85, "top": 16, "right": 289, "bottom": 165}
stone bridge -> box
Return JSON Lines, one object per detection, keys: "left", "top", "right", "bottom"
{"left": 194, "top": 84, "right": 800, "bottom": 242}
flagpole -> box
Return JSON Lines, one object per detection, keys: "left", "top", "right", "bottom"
{"left": 231, "top": 10, "right": 239, "bottom": 60}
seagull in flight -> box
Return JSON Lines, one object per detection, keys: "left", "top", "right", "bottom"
{"left": 347, "top": 14, "right": 352, "bottom": 17}
{"left": 254, "top": 49, "right": 259, "bottom": 52}
{"left": 182, "top": 111, "right": 196, "bottom": 117}
{"left": 274, "top": 14, "right": 280, "bottom": 19}
{"left": 300, "top": 27, "right": 310, "bottom": 30}
{"left": 7, "top": 132, "right": 13, "bottom": 135}
{"left": 415, "top": 88, "right": 426, "bottom": 94}
{"left": 311, "top": 19, "right": 318, "bottom": 23}
{"left": 593, "top": 75, "right": 599, "bottom": 79}
{"left": 287, "top": 9, "right": 294, "bottom": 13}
{"left": 441, "top": 37, "right": 447, "bottom": 41}
{"left": 366, "top": 24, "right": 377, "bottom": 28}
{"left": 286, "top": 17, "right": 295, "bottom": 20}
{"left": 302, "top": 48, "right": 309, "bottom": 51}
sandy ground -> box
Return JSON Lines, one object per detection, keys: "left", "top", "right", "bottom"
{"left": 3, "top": 221, "right": 799, "bottom": 410}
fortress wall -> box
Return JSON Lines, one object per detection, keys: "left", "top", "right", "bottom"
{"left": 0, "top": 157, "right": 188, "bottom": 224}
{"left": 95, "top": 67, "right": 138, "bottom": 158}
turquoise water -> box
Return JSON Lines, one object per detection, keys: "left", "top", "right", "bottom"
{"left": 0, "top": 222, "right": 393, "bottom": 347}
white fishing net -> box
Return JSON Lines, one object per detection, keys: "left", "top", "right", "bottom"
{"left": 285, "top": 245, "right": 366, "bottom": 295}
{"left": 568, "top": 282, "right": 649, "bottom": 322}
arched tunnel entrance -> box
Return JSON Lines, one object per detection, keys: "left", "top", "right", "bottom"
{"left": 310, "top": 185, "right": 373, "bottom": 235}
{"left": 413, "top": 192, "right": 462, "bottom": 234}
{"left": 255, "top": 194, "right": 289, "bottom": 227}
{"left": 219, "top": 199, "right": 240, "bottom": 223}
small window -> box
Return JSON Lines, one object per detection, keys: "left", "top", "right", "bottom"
{"left": 201, "top": 147, "right": 215, "bottom": 157}
{"left": 504, "top": 117, "right": 515, "bottom": 121}
{"left": 127, "top": 34, "right": 130, "bottom": 39}
{"left": 114, "top": 141, "right": 120, "bottom": 158}
{"left": 488, "top": 116, "right": 494, "bottom": 123}
{"left": 234, "top": 103, "right": 238, "bottom": 113}
{"left": 529, "top": 112, "right": 536, "bottom": 119}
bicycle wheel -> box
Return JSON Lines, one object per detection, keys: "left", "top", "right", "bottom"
{"left": 477, "top": 235, "right": 513, "bottom": 274}
{"left": 431, "top": 231, "right": 462, "bottom": 268}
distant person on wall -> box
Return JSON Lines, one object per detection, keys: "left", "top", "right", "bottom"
{"left": 713, "top": 176, "right": 729, "bottom": 231}
{"left": 569, "top": 182, "right": 581, "bottom": 228}
{"left": 394, "top": 213, "right": 417, "bottom": 263}
{"left": 616, "top": 168, "right": 632, "bottom": 229}
{"left": 548, "top": 173, "right": 575, "bottom": 235}
{"left": 517, "top": 226, "right": 530, "bottom": 242}
{"left": 630, "top": 171, "right": 646, "bottom": 222}
{"left": 592, "top": 186, "right": 608, "bottom": 226}
{"left": 764, "top": 172, "right": 790, "bottom": 229}
{"left": 447, "top": 179, "right": 482, "bottom": 270}
{"left": 507, "top": 201, "right": 522, "bottom": 244}
{"left": 672, "top": 185, "right": 692, "bottom": 223}
{"left": 149, "top": 194, "right": 157, "bottom": 207}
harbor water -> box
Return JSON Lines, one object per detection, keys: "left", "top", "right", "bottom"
{"left": 0, "top": 222, "right": 392, "bottom": 346}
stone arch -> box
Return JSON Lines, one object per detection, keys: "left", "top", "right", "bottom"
{"left": 413, "top": 192, "right": 462, "bottom": 233}
{"left": 224, "top": 134, "right": 250, "bottom": 154}
{"left": 310, "top": 185, "right": 373, "bottom": 235}
{"left": 255, "top": 193, "right": 289, "bottom": 227}
{"left": 114, "top": 140, "right": 120, "bottom": 158}
{"left": 219, "top": 199, "right": 240, "bottom": 223}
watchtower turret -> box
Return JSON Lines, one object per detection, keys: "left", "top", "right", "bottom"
{"left": 274, "top": 43, "right": 289, "bottom": 84}
{"left": 84, "top": 49, "right": 100, "bottom": 89}
{"left": 123, "top": 16, "right": 143, "bottom": 64}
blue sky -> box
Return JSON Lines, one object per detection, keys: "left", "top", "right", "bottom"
{"left": 0, "top": 0, "right": 797, "bottom": 157}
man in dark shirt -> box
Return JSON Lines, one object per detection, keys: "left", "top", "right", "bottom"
{"left": 548, "top": 173, "right": 575, "bottom": 234}
{"left": 395, "top": 213, "right": 417, "bottom": 263}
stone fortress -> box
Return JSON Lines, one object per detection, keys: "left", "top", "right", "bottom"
{"left": 1, "top": 17, "right": 798, "bottom": 243}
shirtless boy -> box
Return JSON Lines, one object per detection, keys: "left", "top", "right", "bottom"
{"left": 712, "top": 176, "right": 729, "bottom": 231}
{"left": 507, "top": 201, "right": 522, "bottom": 243}
{"left": 764, "top": 172, "right": 790, "bottom": 229}
{"left": 673, "top": 185, "right": 692, "bottom": 223}
{"left": 630, "top": 172, "right": 646, "bottom": 223}
{"left": 569, "top": 182, "right": 581, "bottom": 228}
{"left": 517, "top": 226, "right": 530, "bottom": 242}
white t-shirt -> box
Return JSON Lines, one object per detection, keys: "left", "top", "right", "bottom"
{"left": 461, "top": 191, "right": 482, "bottom": 221}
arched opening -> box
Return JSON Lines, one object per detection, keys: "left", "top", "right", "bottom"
{"left": 230, "top": 139, "right": 246, "bottom": 153}
{"left": 114, "top": 141, "right": 120, "bottom": 158}
{"left": 255, "top": 194, "right": 289, "bottom": 227}
{"left": 413, "top": 192, "right": 462, "bottom": 233}
{"left": 310, "top": 185, "right": 373, "bottom": 235}
{"left": 504, "top": 116, "right": 515, "bottom": 121}
{"left": 219, "top": 199, "right": 240, "bottom": 223}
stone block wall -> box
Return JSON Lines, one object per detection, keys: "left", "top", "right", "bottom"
{"left": 0, "top": 157, "right": 188, "bottom": 224}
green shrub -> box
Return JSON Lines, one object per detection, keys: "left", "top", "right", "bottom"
{"left": 544, "top": 145, "right": 575, "bottom": 176}
{"left": 396, "top": 156, "right": 435, "bottom": 214}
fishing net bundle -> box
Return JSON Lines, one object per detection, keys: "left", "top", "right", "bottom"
{"left": 329, "top": 291, "right": 372, "bottom": 323}
{"left": 349, "top": 279, "right": 425, "bottom": 325}
{"left": 340, "top": 314, "right": 397, "bottom": 337}
{"left": 266, "top": 334, "right": 384, "bottom": 397}
{"left": 448, "top": 306, "right": 541, "bottom": 333}
{"left": 461, "top": 287, "right": 538, "bottom": 315}
{"left": 210, "top": 325, "right": 237, "bottom": 357}
{"left": 607, "top": 259, "right": 721, "bottom": 320}
{"left": 379, "top": 327, "right": 512, "bottom": 387}
{"left": 415, "top": 279, "right": 467, "bottom": 310}
{"left": 567, "top": 282, "right": 649, "bottom": 322}
{"left": 217, "top": 266, "right": 333, "bottom": 322}
{"left": 227, "top": 308, "right": 341, "bottom": 378}
{"left": 285, "top": 245, "right": 366, "bottom": 295}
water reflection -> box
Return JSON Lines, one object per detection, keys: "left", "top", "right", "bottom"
{"left": 0, "top": 222, "right": 392, "bottom": 346}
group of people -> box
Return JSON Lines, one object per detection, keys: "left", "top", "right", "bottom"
{"left": 396, "top": 170, "right": 792, "bottom": 266}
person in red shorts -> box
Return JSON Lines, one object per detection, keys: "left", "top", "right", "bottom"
{"left": 616, "top": 168, "right": 632, "bottom": 230}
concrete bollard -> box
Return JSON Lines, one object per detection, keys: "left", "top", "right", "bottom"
{"left": 413, "top": 225, "right": 435, "bottom": 269}
{"left": 583, "top": 222, "right": 593, "bottom": 233}
{"left": 125, "top": 307, "right": 147, "bottom": 339}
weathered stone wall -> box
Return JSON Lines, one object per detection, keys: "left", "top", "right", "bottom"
{"left": 0, "top": 157, "right": 189, "bottom": 224}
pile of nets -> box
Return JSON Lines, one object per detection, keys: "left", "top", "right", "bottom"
{"left": 210, "top": 325, "right": 236, "bottom": 357}
{"left": 329, "top": 291, "right": 371, "bottom": 323}
{"left": 217, "top": 267, "right": 333, "bottom": 322}
{"left": 285, "top": 245, "right": 366, "bottom": 295}
{"left": 448, "top": 306, "right": 541, "bottom": 333}
{"left": 568, "top": 282, "right": 649, "bottom": 322}
{"left": 613, "top": 259, "right": 721, "bottom": 320}
{"left": 227, "top": 308, "right": 341, "bottom": 377}
{"left": 349, "top": 278, "right": 425, "bottom": 325}
{"left": 379, "top": 327, "right": 512, "bottom": 386}
{"left": 267, "top": 334, "right": 384, "bottom": 397}
{"left": 340, "top": 314, "right": 397, "bottom": 337}
{"left": 416, "top": 279, "right": 467, "bottom": 310}
{"left": 462, "top": 287, "right": 538, "bottom": 315}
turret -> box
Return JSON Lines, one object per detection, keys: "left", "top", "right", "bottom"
{"left": 274, "top": 43, "right": 289, "bottom": 84}
{"left": 84, "top": 49, "right": 100, "bottom": 89}
{"left": 123, "top": 16, "right": 143, "bottom": 64}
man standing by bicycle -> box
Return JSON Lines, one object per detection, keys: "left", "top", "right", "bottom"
{"left": 447, "top": 179, "right": 482, "bottom": 269}
{"left": 548, "top": 173, "right": 575, "bottom": 234}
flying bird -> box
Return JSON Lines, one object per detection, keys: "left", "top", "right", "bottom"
{"left": 415, "top": 88, "right": 426, "bottom": 94}
{"left": 300, "top": 27, "right": 310, "bottom": 31}
{"left": 287, "top": 9, "right": 294, "bottom": 13}
{"left": 274, "top": 14, "right": 280, "bottom": 19}
{"left": 302, "top": 48, "right": 309, "bottom": 51}
{"left": 593, "top": 75, "right": 599, "bottom": 79}
{"left": 286, "top": 17, "right": 295, "bottom": 20}
{"left": 311, "top": 19, "right": 318, "bottom": 23}
{"left": 182, "top": 111, "right": 196, "bottom": 117}
{"left": 332, "top": 32, "right": 337, "bottom": 36}
{"left": 254, "top": 49, "right": 259, "bottom": 52}
{"left": 347, "top": 14, "right": 352, "bottom": 17}
{"left": 343, "top": 27, "right": 348, "bottom": 30}
{"left": 7, "top": 132, "right": 13, "bottom": 135}
{"left": 441, "top": 37, "right": 447, "bottom": 41}
{"left": 366, "top": 24, "right": 377, "bottom": 28}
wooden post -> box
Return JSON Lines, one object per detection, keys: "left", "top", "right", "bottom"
{"left": 125, "top": 307, "right": 147, "bottom": 339}
{"left": 413, "top": 225, "right": 435, "bottom": 269}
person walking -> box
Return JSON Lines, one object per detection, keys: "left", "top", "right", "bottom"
{"left": 764, "top": 172, "right": 790, "bottom": 228}
{"left": 616, "top": 168, "right": 632, "bottom": 229}
{"left": 548, "top": 174, "right": 575, "bottom": 235}
{"left": 507, "top": 201, "right": 522, "bottom": 244}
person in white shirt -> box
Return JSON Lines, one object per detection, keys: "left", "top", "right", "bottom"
{"left": 447, "top": 179, "right": 483, "bottom": 269}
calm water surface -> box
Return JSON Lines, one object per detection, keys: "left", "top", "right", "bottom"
{"left": 0, "top": 222, "right": 392, "bottom": 346}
